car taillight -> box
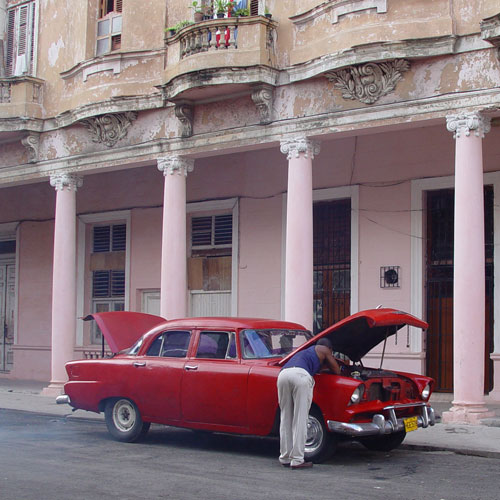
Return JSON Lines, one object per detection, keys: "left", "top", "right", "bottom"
{"left": 349, "top": 384, "right": 365, "bottom": 405}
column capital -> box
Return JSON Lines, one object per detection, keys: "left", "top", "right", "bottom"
{"left": 280, "top": 136, "right": 321, "bottom": 160}
{"left": 50, "top": 173, "right": 83, "bottom": 192}
{"left": 446, "top": 112, "right": 491, "bottom": 139}
{"left": 157, "top": 156, "right": 195, "bottom": 176}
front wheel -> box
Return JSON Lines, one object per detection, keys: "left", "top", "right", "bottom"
{"left": 304, "top": 407, "right": 337, "bottom": 463}
{"left": 104, "top": 398, "right": 150, "bottom": 442}
{"left": 359, "top": 430, "right": 406, "bottom": 451}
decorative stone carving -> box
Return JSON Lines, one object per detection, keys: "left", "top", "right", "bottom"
{"left": 174, "top": 103, "right": 194, "bottom": 138}
{"left": 0, "top": 82, "right": 11, "bottom": 103}
{"left": 326, "top": 59, "right": 410, "bottom": 104}
{"left": 280, "top": 136, "right": 321, "bottom": 160}
{"left": 446, "top": 113, "right": 491, "bottom": 139}
{"left": 21, "top": 133, "right": 40, "bottom": 163}
{"left": 49, "top": 173, "right": 83, "bottom": 192}
{"left": 80, "top": 111, "right": 138, "bottom": 147}
{"left": 251, "top": 85, "right": 274, "bottom": 124}
{"left": 157, "top": 156, "right": 195, "bottom": 176}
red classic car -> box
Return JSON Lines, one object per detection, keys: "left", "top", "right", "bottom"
{"left": 57, "top": 308, "right": 435, "bottom": 462}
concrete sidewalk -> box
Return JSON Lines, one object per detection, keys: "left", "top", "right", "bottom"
{"left": 1, "top": 379, "right": 500, "bottom": 459}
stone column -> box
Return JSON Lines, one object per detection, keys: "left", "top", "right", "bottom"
{"left": 157, "top": 156, "right": 194, "bottom": 320}
{"left": 280, "top": 136, "right": 320, "bottom": 331}
{"left": 43, "top": 173, "right": 83, "bottom": 396}
{"left": 443, "top": 112, "right": 494, "bottom": 424}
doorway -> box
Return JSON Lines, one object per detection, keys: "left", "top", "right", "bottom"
{"left": 425, "top": 188, "right": 494, "bottom": 393}
{"left": 313, "top": 199, "right": 351, "bottom": 334}
{"left": 0, "top": 259, "right": 15, "bottom": 372}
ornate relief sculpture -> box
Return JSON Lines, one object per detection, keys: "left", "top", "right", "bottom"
{"left": 174, "top": 103, "right": 194, "bottom": 138}
{"left": 21, "top": 133, "right": 40, "bottom": 163}
{"left": 326, "top": 59, "right": 410, "bottom": 104}
{"left": 80, "top": 111, "right": 138, "bottom": 147}
{"left": 251, "top": 85, "right": 274, "bottom": 124}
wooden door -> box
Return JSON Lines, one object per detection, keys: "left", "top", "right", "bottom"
{"left": 425, "top": 188, "right": 494, "bottom": 393}
{"left": 313, "top": 199, "right": 351, "bottom": 334}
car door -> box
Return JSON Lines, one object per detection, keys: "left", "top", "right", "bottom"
{"left": 132, "top": 329, "right": 192, "bottom": 424}
{"left": 181, "top": 330, "right": 250, "bottom": 431}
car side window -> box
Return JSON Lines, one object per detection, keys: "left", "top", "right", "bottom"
{"left": 196, "top": 331, "right": 236, "bottom": 359}
{"left": 146, "top": 331, "right": 191, "bottom": 358}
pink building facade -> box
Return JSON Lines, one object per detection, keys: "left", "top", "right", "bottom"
{"left": 2, "top": 0, "right": 500, "bottom": 423}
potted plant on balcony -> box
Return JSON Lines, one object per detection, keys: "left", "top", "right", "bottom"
{"left": 264, "top": 6, "right": 272, "bottom": 19}
{"left": 190, "top": 1, "right": 204, "bottom": 23}
{"left": 215, "top": 0, "right": 228, "bottom": 18}
{"left": 234, "top": 7, "right": 249, "bottom": 17}
{"left": 165, "top": 20, "right": 194, "bottom": 36}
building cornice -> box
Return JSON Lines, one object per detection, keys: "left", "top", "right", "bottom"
{"left": 3, "top": 86, "right": 500, "bottom": 188}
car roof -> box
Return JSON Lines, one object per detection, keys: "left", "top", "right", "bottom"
{"left": 151, "top": 317, "right": 307, "bottom": 331}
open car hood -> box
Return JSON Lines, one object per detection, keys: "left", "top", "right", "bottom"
{"left": 83, "top": 311, "right": 166, "bottom": 353}
{"left": 278, "top": 308, "right": 428, "bottom": 365}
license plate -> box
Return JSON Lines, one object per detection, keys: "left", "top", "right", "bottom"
{"left": 404, "top": 416, "right": 418, "bottom": 433}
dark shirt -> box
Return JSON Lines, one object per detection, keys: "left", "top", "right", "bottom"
{"left": 282, "top": 345, "right": 320, "bottom": 376}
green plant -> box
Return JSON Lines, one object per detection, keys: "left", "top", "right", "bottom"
{"left": 215, "top": 0, "right": 228, "bottom": 14}
{"left": 234, "top": 7, "right": 249, "bottom": 17}
{"left": 165, "top": 20, "right": 194, "bottom": 34}
{"left": 190, "top": 1, "right": 202, "bottom": 13}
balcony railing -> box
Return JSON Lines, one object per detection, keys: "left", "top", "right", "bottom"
{"left": 179, "top": 22, "right": 239, "bottom": 58}
{"left": 166, "top": 15, "right": 276, "bottom": 62}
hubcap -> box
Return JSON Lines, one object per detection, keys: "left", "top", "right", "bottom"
{"left": 113, "top": 400, "right": 136, "bottom": 432}
{"left": 305, "top": 415, "right": 324, "bottom": 454}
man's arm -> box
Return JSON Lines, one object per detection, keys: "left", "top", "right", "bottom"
{"left": 315, "top": 345, "right": 341, "bottom": 375}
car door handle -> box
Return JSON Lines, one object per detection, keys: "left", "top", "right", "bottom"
{"left": 133, "top": 362, "right": 146, "bottom": 367}
{"left": 185, "top": 365, "right": 198, "bottom": 371}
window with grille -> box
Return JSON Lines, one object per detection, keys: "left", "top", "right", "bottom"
{"left": 191, "top": 214, "right": 232, "bottom": 249}
{"left": 96, "top": 0, "right": 122, "bottom": 56}
{"left": 6, "top": 1, "right": 37, "bottom": 77}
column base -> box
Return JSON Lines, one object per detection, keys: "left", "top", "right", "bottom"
{"left": 442, "top": 401, "right": 495, "bottom": 424}
{"left": 41, "top": 382, "right": 65, "bottom": 397}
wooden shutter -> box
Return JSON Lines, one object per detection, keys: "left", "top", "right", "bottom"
{"left": 250, "top": 0, "right": 258, "bottom": 15}
{"left": 6, "top": 10, "right": 16, "bottom": 76}
{"left": 115, "top": 0, "right": 123, "bottom": 13}
{"left": 6, "top": 2, "right": 36, "bottom": 76}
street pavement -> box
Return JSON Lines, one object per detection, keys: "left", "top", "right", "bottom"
{"left": 1, "top": 378, "right": 500, "bottom": 459}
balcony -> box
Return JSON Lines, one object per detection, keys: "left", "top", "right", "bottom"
{"left": 161, "top": 15, "right": 278, "bottom": 102}
{"left": 0, "top": 76, "right": 44, "bottom": 123}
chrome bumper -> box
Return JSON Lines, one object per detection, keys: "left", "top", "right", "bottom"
{"left": 327, "top": 403, "right": 435, "bottom": 437}
{"left": 56, "top": 394, "right": 71, "bottom": 405}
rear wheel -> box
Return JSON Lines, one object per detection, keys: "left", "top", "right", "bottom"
{"left": 104, "top": 398, "right": 150, "bottom": 442}
{"left": 304, "top": 407, "right": 337, "bottom": 463}
{"left": 359, "top": 430, "right": 406, "bottom": 451}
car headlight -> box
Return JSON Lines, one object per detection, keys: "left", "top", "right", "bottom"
{"left": 421, "top": 383, "right": 431, "bottom": 401}
{"left": 349, "top": 384, "right": 365, "bottom": 405}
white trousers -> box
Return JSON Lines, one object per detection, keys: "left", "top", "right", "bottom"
{"left": 277, "top": 367, "right": 314, "bottom": 466}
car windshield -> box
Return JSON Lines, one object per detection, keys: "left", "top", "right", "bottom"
{"left": 127, "top": 337, "right": 143, "bottom": 355}
{"left": 240, "top": 329, "right": 312, "bottom": 359}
